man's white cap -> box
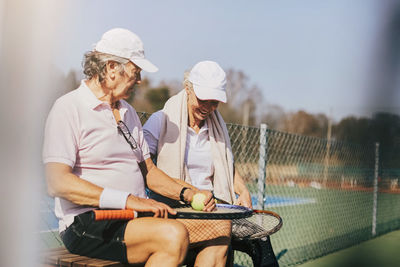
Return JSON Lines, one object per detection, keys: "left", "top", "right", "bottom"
{"left": 188, "top": 61, "right": 227, "bottom": 103}
{"left": 95, "top": 28, "right": 158, "bottom": 73}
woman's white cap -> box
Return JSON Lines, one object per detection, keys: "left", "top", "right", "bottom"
{"left": 95, "top": 28, "right": 158, "bottom": 73}
{"left": 188, "top": 61, "right": 227, "bottom": 103}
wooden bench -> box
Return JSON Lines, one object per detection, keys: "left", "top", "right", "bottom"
{"left": 41, "top": 237, "right": 279, "bottom": 267}
{"left": 41, "top": 247, "right": 131, "bottom": 267}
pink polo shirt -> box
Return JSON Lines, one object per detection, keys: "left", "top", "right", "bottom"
{"left": 43, "top": 80, "right": 150, "bottom": 231}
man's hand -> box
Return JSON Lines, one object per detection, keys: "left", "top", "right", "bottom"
{"left": 125, "top": 195, "right": 176, "bottom": 219}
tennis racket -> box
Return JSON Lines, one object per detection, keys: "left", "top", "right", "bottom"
{"left": 93, "top": 204, "right": 253, "bottom": 221}
{"left": 231, "top": 209, "right": 283, "bottom": 240}
{"left": 93, "top": 204, "right": 283, "bottom": 238}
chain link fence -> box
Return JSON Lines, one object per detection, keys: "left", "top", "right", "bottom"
{"left": 227, "top": 123, "right": 400, "bottom": 267}
{"left": 40, "top": 112, "right": 400, "bottom": 267}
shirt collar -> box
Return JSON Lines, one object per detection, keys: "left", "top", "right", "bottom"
{"left": 77, "top": 80, "right": 128, "bottom": 117}
{"left": 78, "top": 80, "right": 104, "bottom": 110}
{"left": 188, "top": 121, "right": 209, "bottom": 135}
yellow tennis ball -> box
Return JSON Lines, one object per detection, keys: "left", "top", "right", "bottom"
{"left": 191, "top": 193, "right": 206, "bottom": 211}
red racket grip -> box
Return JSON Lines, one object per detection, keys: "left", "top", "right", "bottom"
{"left": 94, "top": 209, "right": 137, "bottom": 221}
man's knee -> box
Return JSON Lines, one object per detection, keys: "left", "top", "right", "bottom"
{"left": 162, "top": 221, "right": 189, "bottom": 247}
{"left": 157, "top": 221, "right": 189, "bottom": 263}
{"left": 125, "top": 219, "right": 190, "bottom": 264}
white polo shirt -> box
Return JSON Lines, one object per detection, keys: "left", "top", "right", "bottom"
{"left": 143, "top": 111, "right": 214, "bottom": 190}
{"left": 43, "top": 80, "right": 150, "bottom": 231}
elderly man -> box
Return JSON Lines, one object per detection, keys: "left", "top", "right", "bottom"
{"left": 43, "top": 28, "right": 230, "bottom": 267}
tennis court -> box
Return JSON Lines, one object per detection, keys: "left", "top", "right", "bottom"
{"left": 297, "top": 229, "right": 400, "bottom": 267}
{"left": 231, "top": 185, "right": 400, "bottom": 266}
{"left": 261, "top": 186, "right": 400, "bottom": 266}
{"left": 252, "top": 195, "right": 316, "bottom": 208}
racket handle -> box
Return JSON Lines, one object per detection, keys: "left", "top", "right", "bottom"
{"left": 94, "top": 209, "right": 138, "bottom": 221}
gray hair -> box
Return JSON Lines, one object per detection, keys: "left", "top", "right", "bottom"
{"left": 183, "top": 69, "right": 193, "bottom": 90}
{"left": 82, "top": 51, "right": 129, "bottom": 82}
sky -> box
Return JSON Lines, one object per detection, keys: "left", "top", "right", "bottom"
{"left": 48, "top": 0, "right": 400, "bottom": 122}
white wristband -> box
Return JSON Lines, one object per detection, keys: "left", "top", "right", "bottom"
{"left": 99, "top": 188, "right": 130, "bottom": 209}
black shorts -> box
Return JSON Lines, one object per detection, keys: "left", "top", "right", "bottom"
{"left": 61, "top": 210, "right": 129, "bottom": 263}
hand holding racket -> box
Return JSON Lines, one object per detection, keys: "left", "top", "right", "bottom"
{"left": 125, "top": 195, "right": 177, "bottom": 218}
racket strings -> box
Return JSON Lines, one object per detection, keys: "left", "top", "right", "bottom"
{"left": 178, "top": 219, "right": 232, "bottom": 245}
{"left": 232, "top": 213, "right": 281, "bottom": 240}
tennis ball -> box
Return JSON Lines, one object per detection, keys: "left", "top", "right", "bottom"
{"left": 191, "top": 193, "right": 206, "bottom": 211}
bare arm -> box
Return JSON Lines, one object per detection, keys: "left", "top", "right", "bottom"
{"left": 45, "top": 162, "right": 177, "bottom": 218}
{"left": 143, "top": 158, "right": 216, "bottom": 211}
{"left": 233, "top": 168, "right": 253, "bottom": 209}
{"left": 45, "top": 162, "right": 103, "bottom": 206}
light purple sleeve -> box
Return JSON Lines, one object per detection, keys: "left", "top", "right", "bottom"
{"left": 143, "top": 110, "right": 164, "bottom": 156}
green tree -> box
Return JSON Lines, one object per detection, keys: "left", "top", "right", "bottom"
{"left": 333, "top": 116, "right": 370, "bottom": 144}
{"left": 145, "top": 87, "right": 170, "bottom": 112}
{"left": 332, "top": 112, "right": 400, "bottom": 169}
{"left": 369, "top": 112, "right": 400, "bottom": 168}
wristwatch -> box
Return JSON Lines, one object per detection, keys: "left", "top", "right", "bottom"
{"left": 179, "top": 187, "right": 190, "bottom": 203}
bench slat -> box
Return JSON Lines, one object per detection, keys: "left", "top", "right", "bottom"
{"left": 42, "top": 248, "right": 128, "bottom": 267}
{"left": 72, "top": 257, "right": 126, "bottom": 267}
{"left": 43, "top": 248, "right": 73, "bottom": 265}
{"left": 59, "top": 254, "right": 94, "bottom": 267}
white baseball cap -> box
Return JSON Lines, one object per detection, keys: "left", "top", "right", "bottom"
{"left": 95, "top": 28, "right": 158, "bottom": 73}
{"left": 188, "top": 61, "right": 227, "bottom": 103}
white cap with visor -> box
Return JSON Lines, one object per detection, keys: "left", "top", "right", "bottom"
{"left": 188, "top": 61, "right": 227, "bottom": 103}
{"left": 95, "top": 28, "right": 158, "bottom": 73}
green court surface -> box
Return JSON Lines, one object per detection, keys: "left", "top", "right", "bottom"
{"left": 297, "top": 229, "right": 400, "bottom": 267}
{"left": 257, "top": 184, "right": 400, "bottom": 266}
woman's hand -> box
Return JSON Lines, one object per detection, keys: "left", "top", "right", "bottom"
{"left": 125, "top": 195, "right": 176, "bottom": 219}
{"left": 183, "top": 188, "right": 216, "bottom": 212}
{"left": 233, "top": 169, "right": 253, "bottom": 209}
{"left": 199, "top": 190, "right": 216, "bottom": 212}
{"left": 235, "top": 190, "right": 253, "bottom": 209}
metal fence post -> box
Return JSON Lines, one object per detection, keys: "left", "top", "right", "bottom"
{"left": 258, "top": 123, "right": 268, "bottom": 210}
{"left": 372, "top": 142, "right": 379, "bottom": 237}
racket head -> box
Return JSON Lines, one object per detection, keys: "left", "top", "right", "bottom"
{"left": 174, "top": 204, "right": 253, "bottom": 220}
{"left": 232, "top": 210, "right": 283, "bottom": 240}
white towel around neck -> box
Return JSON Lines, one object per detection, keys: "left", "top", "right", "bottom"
{"left": 156, "top": 90, "right": 236, "bottom": 204}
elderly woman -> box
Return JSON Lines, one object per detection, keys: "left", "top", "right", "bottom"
{"left": 143, "top": 61, "right": 254, "bottom": 266}
{"left": 143, "top": 61, "right": 283, "bottom": 267}
{"left": 143, "top": 60, "right": 252, "bottom": 208}
{"left": 43, "top": 29, "right": 229, "bottom": 267}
